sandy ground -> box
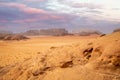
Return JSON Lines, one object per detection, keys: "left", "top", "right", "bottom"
{"left": 0, "top": 35, "right": 98, "bottom": 67}
{"left": 0, "top": 33, "right": 120, "bottom": 80}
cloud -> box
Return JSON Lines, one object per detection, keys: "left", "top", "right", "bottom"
{"left": 0, "top": 2, "right": 47, "bottom": 14}
{"left": 12, "top": 19, "right": 38, "bottom": 23}
{"left": 0, "top": 20, "right": 8, "bottom": 23}
{"left": 22, "top": 7, "right": 47, "bottom": 14}
{"left": 0, "top": 0, "right": 17, "bottom": 2}
{"left": 46, "top": 0, "right": 120, "bottom": 22}
{"left": 46, "top": 0, "right": 102, "bottom": 18}
{"left": 71, "top": 3, "right": 101, "bottom": 9}
{"left": 25, "top": 0, "right": 46, "bottom": 2}
{"left": 0, "top": 0, "right": 120, "bottom": 33}
{"left": 12, "top": 13, "right": 75, "bottom": 24}
{"left": 47, "top": 0, "right": 101, "bottom": 11}
{"left": 0, "top": 2, "right": 75, "bottom": 24}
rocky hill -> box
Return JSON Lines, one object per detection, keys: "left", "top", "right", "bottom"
{"left": 0, "top": 34, "right": 29, "bottom": 40}
{"left": 0, "top": 32, "right": 120, "bottom": 80}
{"left": 75, "top": 30, "right": 102, "bottom": 36}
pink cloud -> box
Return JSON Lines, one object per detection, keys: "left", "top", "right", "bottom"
{"left": 12, "top": 14, "right": 69, "bottom": 23}
{"left": 0, "top": 3, "right": 26, "bottom": 9}
{"left": 0, "top": 2, "right": 47, "bottom": 14}
{"left": 0, "top": 20, "right": 8, "bottom": 23}
{"left": 22, "top": 7, "right": 46, "bottom": 14}
{"left": 0, "top": 3, "right": 75, "bottom": 24}
{"left": 13, "top": 19, "right": 38, "bottom": 23}
{"left": 12, "top": 16, "right": 47, "bottom": 23}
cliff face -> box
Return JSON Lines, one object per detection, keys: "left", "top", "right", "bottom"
{"left": 0, "top": 32, "right": 120, "bottom": 80}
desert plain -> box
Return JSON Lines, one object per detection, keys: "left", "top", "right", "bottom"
{"left": 0, "top": 32, "right": 120, "bottom": 80}
{"left": 0, "top": 35, "right": 98, "bottom": 67}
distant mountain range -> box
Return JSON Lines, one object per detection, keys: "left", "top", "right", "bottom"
{"left": 21, "top": 28, "right": 103, "bottom": 36}
{"left": 22, "top": 28, "right": 69, "bottom": 36}
{"left": 1, "top": 28, "right": 112, "bottom": 36}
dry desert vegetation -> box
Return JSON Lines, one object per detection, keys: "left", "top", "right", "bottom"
{"left": 0, "top": 32, "right": 120, "bottom": 80}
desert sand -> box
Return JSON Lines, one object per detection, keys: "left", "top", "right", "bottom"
{"left": 0, "top": 35, "right": 98, "bottom": 67}
{"left": 0, "top": 32, "right": 120, "bottom": 80}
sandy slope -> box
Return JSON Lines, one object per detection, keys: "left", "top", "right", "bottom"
{"left": 0, "top": 33, "right": 120, "bottom": 80}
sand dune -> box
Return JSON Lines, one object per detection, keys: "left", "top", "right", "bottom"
{"left": 0, "top": 32, "right": 120, "bottom": 80}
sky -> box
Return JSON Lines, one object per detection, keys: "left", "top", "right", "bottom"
{"left": 0, "top": 0, "right": 120, "bottom": 33}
